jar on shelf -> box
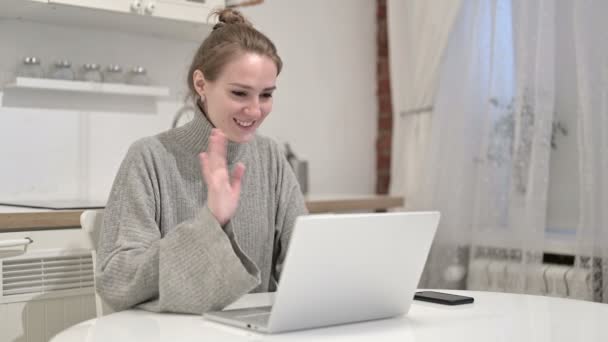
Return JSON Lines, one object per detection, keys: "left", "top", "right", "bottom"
{"left": 79, "top": 63, "right": 103, "bottom": 83}
{"left": 103, "top": 64, "right": 124, "bottom": 84}
{"left": 126, "top": 66, "right": 150, "bottom": 86}
{"left": 48, "top": 60, "right": 75, "bottom": 81}
{"left": 17, "top": 57, "right": 44, "bottom": 78}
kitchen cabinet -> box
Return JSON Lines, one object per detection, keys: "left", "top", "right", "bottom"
{"left": 48, "top": 0, "right": 136, "bottom": 14}
{"left": 0, "top": 0, "right": 225, "bottom": 41}
{"left": 47, "top": 0, "right": 225, "bottom": 23}
{"left": 146, "top": 0, "right": 225, "bottom": 23}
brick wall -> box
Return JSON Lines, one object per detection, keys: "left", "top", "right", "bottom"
{"left": 376, "top": 0, "right": 393, "bottom": 194}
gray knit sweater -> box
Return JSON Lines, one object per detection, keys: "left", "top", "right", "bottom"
{"left": 96, "top": 107, "right": 308, "bottom": 314}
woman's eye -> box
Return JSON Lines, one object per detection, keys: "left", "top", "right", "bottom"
{"left": 231, "top": 91, "right": 247, "bottom": 97}
{"left": 261, "top": 93, "right": 273, "bottom": 98}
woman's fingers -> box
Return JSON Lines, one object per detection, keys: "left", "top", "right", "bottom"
{"left": 208, "top": 129, "right": 227, "bottom": 171}
{"left": 230, "top": 162, "right": 246, "bottom": 196}
{"left": 199, "top": 152, "right": 211, "bottom": 182}
{"left": 199, "top": 129, "right": 245, "bottom": 226}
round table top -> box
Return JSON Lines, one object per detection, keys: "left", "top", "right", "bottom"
{"left": 52, "top": 290, "right": 608, "bottom": 342}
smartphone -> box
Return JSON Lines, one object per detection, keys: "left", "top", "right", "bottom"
{"left": 414, "top": 291, "right": 474, "bottom": 305}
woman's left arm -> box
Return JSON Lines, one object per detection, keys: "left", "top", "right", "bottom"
{"left": 272, "top": 155, "right": 308, "bottom": 282}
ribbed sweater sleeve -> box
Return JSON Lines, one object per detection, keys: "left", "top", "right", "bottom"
{"left": 273, "top": 153, "right": 308, "bottom": 281}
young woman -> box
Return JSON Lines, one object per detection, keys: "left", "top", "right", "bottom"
{"left": 96, "top": 8, "right": 307, "bottom": 314}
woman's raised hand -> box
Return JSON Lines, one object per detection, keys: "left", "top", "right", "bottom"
{"left": 199, "top": 129, "right": 246, "bottom": 226}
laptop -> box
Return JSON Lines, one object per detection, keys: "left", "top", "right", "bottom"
{"left": 203, "top": 211, "right": 440, "bottom": 333}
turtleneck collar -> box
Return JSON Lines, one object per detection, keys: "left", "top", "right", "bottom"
{"left": 172, "top": 103, "right": 248, "bottom": 165}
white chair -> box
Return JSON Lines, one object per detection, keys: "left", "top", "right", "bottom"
{"left": 80, "top": 209, "right": 114, "bottom": 317}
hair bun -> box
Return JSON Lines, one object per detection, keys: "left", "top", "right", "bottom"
{"left": 213, "top": 8, "right": 251, "bottom": 30}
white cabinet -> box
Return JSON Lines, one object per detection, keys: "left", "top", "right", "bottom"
{"left": 46, "top": 0, "right": 225, "bottom": 23}
{"left": 48, "top": 0, "right": 137, "bottom": 14}
{"left": 0, "top": 0, "right": 225, "bottom": 40}
{"left": 145, "top": 0, "right": 225, "bottom": 23}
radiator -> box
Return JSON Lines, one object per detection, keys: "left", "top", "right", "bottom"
{"left": 467, "top": 256, "right": 595, "bottom": 301}
{"left": 0, "top": 229, "right": 96, "bottom": 342}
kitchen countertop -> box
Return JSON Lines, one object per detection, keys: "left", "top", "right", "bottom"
{"left": 0, "top": 195, "right": 404, "bottom": 232}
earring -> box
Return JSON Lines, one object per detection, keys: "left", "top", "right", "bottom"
{"left": 200, "top": 94, "right": 205, "bottom": 102}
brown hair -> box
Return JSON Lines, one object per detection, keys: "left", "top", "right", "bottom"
{"left": 187, "top": 8, "right": 282, "bottom": 100}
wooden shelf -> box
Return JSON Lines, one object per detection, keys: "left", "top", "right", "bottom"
{"left": 5, "top": 77, "right": 169, "bottom": 97}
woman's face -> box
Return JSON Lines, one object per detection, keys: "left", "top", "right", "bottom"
{"left": 195, "top": 52, "right": 277, "bottom": 143}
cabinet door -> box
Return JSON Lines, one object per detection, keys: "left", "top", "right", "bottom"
{"left": 48, "top": 0, "right": 137, "bottom": 14}
{"left": 144, "top": 0, "right": 224, "bottom": 23}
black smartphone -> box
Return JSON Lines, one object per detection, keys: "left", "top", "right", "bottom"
{"left": 414, "top": 291, "right": 474, "bottom": 305}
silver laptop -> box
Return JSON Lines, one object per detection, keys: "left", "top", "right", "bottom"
{"left": 204, "top": 211, "right": 440, "bottom": 333}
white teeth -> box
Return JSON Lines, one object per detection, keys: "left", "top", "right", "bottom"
{"left": 235, "top": 119, "right": 254, "bottom": 127}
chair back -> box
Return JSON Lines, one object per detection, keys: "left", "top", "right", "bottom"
{"left": 80, "top": 209, "right": 114, "bottom": 317}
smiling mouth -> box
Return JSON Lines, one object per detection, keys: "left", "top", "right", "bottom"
{"left": 234, "top": 118, "right": 255, "bottom": 128}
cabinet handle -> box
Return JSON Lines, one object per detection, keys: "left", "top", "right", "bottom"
{"left": 145, "top": 1, "right": 156, "bottom": 14}
{"left": 0, "top": 237, "right": 33, "bottom": 249}
{"left": 131, "top": 0, "right": 142, "bottom": 13}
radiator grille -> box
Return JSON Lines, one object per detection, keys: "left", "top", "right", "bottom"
{"left": 467, "top": 257, "right": 596, "bottom": 301}
{"left": 1, "top": 254, "right": 93, "bottom": 297}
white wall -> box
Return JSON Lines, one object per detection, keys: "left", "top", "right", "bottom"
{"left": 0, "top": 19, "right": 193, "bottom": 202}
{"left": 0, "top": 0, "right": 376, "bottom": 203}
{"left": 241, "top": 0, "right": 377, "bottom": 195}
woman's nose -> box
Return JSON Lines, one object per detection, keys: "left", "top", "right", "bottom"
{"left": 244, "top": 98, "right": 262, "bottom": 118}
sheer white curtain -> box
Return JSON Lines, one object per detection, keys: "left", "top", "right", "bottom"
{"left": 572, "top": 1, "right": 608, "bottom": 302}
{"left": 469, "top": 0, "right": 555, "bottom": 294}
{"left": 418, "top": 0, "right": 556, "bottom": 291}
{"left": 390, "top": 0, "right": 607, "bottom": 301}
{"left": 386, "top": 0, "right": 462, "bottom": 210}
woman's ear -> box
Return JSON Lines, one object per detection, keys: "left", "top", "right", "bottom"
{"left": 193, "top": 69, "right": 206, "bottom": 100}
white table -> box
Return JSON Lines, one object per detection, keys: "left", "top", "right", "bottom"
{"left": 51, "top": 290, "right": 608, "bottom": 342}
